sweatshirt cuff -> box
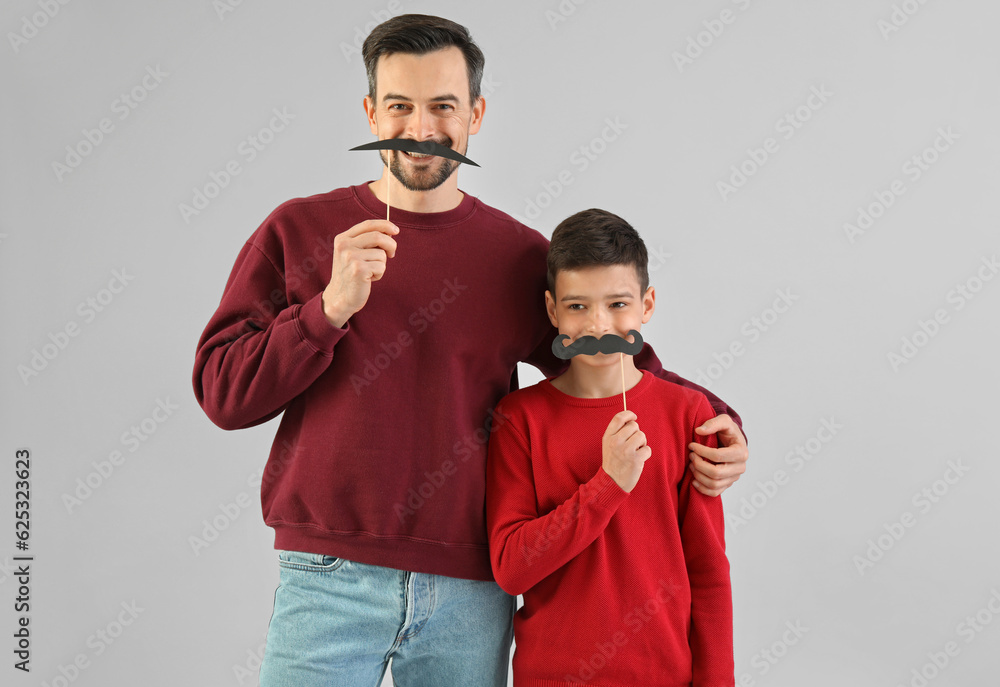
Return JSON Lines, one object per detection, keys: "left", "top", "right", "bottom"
{"left": 590, "top": 468, "right": 629, "bottom": 510}
{"left": 295, "top": 292, "right": 349, "bottom": 355}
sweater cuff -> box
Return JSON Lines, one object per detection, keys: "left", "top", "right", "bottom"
{"left": 295, "top": 291, "right": 349, "bottom": 355}
{"left": 590, "top": 468, "right": 629, "bottom": 510}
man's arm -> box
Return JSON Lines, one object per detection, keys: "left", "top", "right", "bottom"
{"left": 192, "top": 240, "right": 345, "bottom": 430}
{"left": 634, "top": 343, "right": 742, "bottom": 425}
{"left": 193, "top": 216, "right": 398, "bottom": 430}
{"left": 679, "top": 399, "right": 734, "bottom": 684}
{"left": 635, "top": 343, "right": 749, "bottom": 496}
{"left": 689, "top": 415, "right": 748, "bottom": 497}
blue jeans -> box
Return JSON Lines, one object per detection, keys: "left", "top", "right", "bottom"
{"left": 258, "top": 550, "right": 515, "bottom": 687}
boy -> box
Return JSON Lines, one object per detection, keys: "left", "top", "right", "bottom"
{"left": 486, "top": 209, "right": 734, "bottom": 686}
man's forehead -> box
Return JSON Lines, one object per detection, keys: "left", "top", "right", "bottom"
{"left": 375, "top": 46, "right": 470, "bottom": 99}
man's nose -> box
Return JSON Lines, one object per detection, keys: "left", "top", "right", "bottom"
{"left": 404, "top": 107, "right": 436, "bottom": 141}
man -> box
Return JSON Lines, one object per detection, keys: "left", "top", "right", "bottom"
{"left": 192, "top": 13, "right": 747, "bottom": 687}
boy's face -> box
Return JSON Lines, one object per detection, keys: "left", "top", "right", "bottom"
{"left": 545, "top": 264, "right": 655, "bottom": 369}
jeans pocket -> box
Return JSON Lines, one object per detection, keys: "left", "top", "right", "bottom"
{"left": 277, "top": 549, "right": 346, "bottom": 573}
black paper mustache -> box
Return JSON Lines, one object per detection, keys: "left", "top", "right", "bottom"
{"left": 551, "top": 330, "right": 644, "bottom": 359}
{"left": 349, "top": 138, "right": 480, "bottom": 167}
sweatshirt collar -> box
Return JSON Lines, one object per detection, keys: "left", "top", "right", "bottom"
{"left": 352, "top": 181, "right": 477, "bottom": 228}
{"left": 541, "top": 369, "right": 654, "bottom": 407}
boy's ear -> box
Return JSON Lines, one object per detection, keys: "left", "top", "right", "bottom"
{"left": 641, "top": 286, "right": 656, "bottom": 324}
{"left": 544, "top": 290, "right": 559, "bottom": 328}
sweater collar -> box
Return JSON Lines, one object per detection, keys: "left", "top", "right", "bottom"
{"left": 541, "top": 369, "right": 654, "bottom": 407}
{"left": 352, "top": 181, "right": 477, "bottom": 228}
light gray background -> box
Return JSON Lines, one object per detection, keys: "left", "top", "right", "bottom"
{"left": 3, "top": 1, "right": 998, "bottom": 685}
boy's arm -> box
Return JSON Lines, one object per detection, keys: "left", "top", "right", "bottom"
{"left": 192, "top": 239, "right": 345, "bottom": 430}
{"left": 486, "top": 403, "right": 628, "bottom": 596}
{"left": 679, "top": 397, "right": 735, "bottom": 686}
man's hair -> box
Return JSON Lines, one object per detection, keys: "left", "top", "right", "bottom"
{"left": 547, "top": 209, "right": 650, "bottom": 297}
{"left": 362, "top": 14, "right": 485, "bottom": 104}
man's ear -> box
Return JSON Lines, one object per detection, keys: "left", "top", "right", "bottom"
{"left": 364, "top": 95, "right": 378, "bottom": 135}
{"left": 545, "top": 290, "right": 559, "bottom": 328}
{"left": 468, "top": 96, "right": 485, "bottom": 135}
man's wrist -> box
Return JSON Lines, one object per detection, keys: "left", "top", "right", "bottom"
{"left": 321, "top": 291, "right": 351, "bottom": 329}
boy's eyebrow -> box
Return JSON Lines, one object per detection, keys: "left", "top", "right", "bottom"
{"left": 560, "top": 292, "right": 634, "bottom": 301}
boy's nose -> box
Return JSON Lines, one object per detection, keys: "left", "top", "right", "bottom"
{"left": 586, "top": 312, "right": 611, "bottom": 333}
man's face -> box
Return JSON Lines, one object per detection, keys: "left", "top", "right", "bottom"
{"left": 545, "top": 264, "right": 655, "bottom": 369}
{"left": 364, "top": 46, "right": 485, "bottom": 192}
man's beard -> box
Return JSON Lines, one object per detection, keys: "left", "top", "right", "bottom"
{"left": 380, "top": 144, "right": 461, "bottom": 192}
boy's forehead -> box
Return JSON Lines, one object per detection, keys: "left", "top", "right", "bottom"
{"left": 555, "top": 265, "right": 642, "bottom": 298}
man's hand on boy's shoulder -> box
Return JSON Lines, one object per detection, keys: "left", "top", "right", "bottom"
{"left": 687, "top": 414, "right": 748, "bottom": 497}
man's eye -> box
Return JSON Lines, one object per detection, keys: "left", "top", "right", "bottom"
{"left": 567, "top": 304, "right": 584, "bottom": 310}
{"left": 611, "top": 302, "right": 627, "bottom": 309}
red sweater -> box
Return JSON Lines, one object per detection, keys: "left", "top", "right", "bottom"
{"left": 193, "top": 182, "right": 742, "bottom": 581}
{"left": 487, "top": 370, "right": 733, "bottom": 686}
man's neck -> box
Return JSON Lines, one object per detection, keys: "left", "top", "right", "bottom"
{"left": 369, "top": 172, "right": 464, "bottom": 214}
{"left": 552, "top": 357, "right": 643, "bottom": 399}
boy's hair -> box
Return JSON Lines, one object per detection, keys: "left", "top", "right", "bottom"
{"left": 547, "top": 208, "right": 650, "bottom": 296}
{"left": 362, "top": 14, "right": 486, "bottom": 105}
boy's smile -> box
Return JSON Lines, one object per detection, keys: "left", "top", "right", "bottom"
{"left": 545, "top": 264, "right": 655, "bottom": 398}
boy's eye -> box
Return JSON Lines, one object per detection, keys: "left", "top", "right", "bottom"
{"left": 567, "top": 304, "right": 585, "bottom": 311}
{"left": 611, "top": 302, "right": 627, "bottom": 309}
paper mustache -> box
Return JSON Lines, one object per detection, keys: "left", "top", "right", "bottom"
{"left": 349, "top": 138, "right": 480, "bottom": 167}
{"left": 551, "top": 330, "right": 644, "bottom": 360}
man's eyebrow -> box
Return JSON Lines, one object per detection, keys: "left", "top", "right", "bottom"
{"left": 559, "top": 292, "right": 634, "bottom": 302}
{"left": 382, "top": 93, "right": 460, "bottom": 103}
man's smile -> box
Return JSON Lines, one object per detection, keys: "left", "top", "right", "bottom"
{"left": 402, "top": 150, "right": 435, "bottom": 161}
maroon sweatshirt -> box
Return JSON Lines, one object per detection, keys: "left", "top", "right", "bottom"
{"left": 192, "top": 182, "right": 741, "bottom": 580}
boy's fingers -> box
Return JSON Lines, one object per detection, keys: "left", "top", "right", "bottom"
{"left": 628, "top": 431, "right": 647, "bottom": 450}
{"left": 605, "top": 411, "right": 637, "bottom": 437}
{"left": 618, "top": 422, "right": 642, "bottom": 446}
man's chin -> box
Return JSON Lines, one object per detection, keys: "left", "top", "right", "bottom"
{"left": 394, "top": 162, "right": 458, "bottom": 192}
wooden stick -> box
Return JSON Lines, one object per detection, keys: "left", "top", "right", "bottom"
{"left": 621, "top": 352, "right": 627, "bottom": 412}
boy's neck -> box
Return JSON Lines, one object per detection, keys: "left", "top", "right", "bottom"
{"left": 551, "top": 356, "right": 644, "bottom": 399}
